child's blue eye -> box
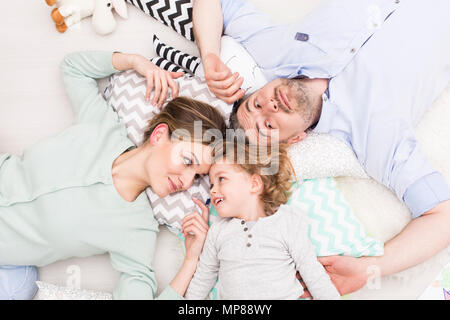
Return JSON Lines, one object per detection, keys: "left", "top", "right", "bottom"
{"left": 218, "top": 177, "right": 225, "bottom": 182}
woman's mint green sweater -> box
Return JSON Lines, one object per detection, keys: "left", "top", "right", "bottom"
{"left": 0, "top": 51, "right": 182, "bottom": 300}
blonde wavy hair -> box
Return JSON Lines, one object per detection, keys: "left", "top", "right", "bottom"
{"left": 214, "top": 140, "right": 296, "bottom": 215}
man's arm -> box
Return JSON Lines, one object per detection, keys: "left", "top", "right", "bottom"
{"left": 192, "top": 0, "right": 223, "bottom": 59}
{"left": 318, "top": 200, "right": 450, "bottom": 295}
{"left": 192, "top": 0, "right": 244, "bottom": 103}
{"left": 368, "top": 200, "right": 450, "bottom": 276}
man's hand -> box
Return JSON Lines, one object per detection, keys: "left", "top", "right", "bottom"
{"left": 318, "top": 256, "right": 370, "bottom": 295}
{"left": 298, "top": 255, "right": 370, "bottom": 298}
{"left": 203, "top": 53, "right": 246, "bottom": 104}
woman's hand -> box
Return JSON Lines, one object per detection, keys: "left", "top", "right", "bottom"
{"left": 181, "top": 198, "right": 210, "bottom": 262}
{"left": 131, "top": 54, "right": 184, "bottom": 108}
{"left": 203, "top": 53, "right": 246, "bottom": 104}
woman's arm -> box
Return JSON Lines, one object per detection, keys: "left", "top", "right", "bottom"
{"left": 60, "top": 51, "right": 183, "bottom": 124}
{"left": 60, "top": 51, "right": 119, "bottom": 124}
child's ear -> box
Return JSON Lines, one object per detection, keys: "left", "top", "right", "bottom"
{"left": 250, "top": 174, "right": 264, "bottom": 195}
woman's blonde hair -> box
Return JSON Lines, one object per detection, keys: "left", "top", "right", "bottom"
{"left": 143, "top": 96, "right": 227, "bottom": 146}
{"left": 215, "top": 140, "right": 296, "bottom": 215}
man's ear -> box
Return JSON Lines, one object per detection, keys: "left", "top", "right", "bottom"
{"left": 148, "top": 123, "right": 170, "bottom": 146}
{"left": 286, "top": 132, "right": 307, "bottom": 145}
{"left": 250, "top": 174, "right": 264, "bottom": 195}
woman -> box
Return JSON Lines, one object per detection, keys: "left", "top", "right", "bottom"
{"left": 0, "top": 51, "right": 227, "bottom": 299}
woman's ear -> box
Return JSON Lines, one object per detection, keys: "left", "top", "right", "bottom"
{"left": 250, "top": 174, "right": 264, "bottom": 195}
{"left": 149, "top": 123, "right": 170, "bottom": 146}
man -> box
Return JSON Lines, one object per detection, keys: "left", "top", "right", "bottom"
{"left": 193, "top": 0, "right": 450, "bottom": 295}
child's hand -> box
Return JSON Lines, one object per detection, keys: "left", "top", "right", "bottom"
{"left": 181, "top": 198, "right": 210, "bottom": 262}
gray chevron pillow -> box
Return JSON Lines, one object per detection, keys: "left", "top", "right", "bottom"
{"left": 104, "top": 70, "right": 232, "bottom": 232}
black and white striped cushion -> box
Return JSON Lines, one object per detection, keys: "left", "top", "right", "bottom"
{"left": 150, "top": 56, "right": 186, "bottom": 73}
{"left": 152, "top": 35, "right": 201, "bottom": 74}
{"left": 126, "top": 0, "right": 195, "bottom": 41}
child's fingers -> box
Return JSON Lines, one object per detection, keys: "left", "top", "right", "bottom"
{"left": 181, "top": 212, "right": 202, "bottom": 225}
{"left": 183, "top": 225, "right": 206, "bottom": 239}
{"left": 181, "top": 219, "right": 208, "bottom": 238}
{"left": 192, "top": 198, "right": 209, "bottom": 222}
{"left": 182, "top": 215, "right": 208, "bottom": 234}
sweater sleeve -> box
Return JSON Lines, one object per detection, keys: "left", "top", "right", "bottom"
{"left": 110, "top": 251, "right": 184, "bottom": 300}
{"left": 287, "top": 208, "right": 341, "bottom": 300}
{"left": 59, "top": 51, "right": 120, "bottom": 124}
{"left": 185, "top": 224, "right": 220, "bottom": 300}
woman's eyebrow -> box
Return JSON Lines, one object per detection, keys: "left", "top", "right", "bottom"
{"left": 190, "top": 151, "right": 200, "bottom": 165}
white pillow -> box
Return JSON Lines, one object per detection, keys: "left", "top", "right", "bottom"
{"left": 289, "top": 133, "right": 369, "bottom": 181}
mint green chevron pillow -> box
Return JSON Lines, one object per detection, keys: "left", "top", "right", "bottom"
{"left": 287, "top": 177, "right": 384, "bottom": 257}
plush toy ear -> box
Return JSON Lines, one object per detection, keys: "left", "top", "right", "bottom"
{"left": 112, "top": 0, "right": 128, "bottom": 19}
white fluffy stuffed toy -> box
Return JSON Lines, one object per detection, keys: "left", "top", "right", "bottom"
{"left": 45, "top": 0, "right": 128, "bottom": 35}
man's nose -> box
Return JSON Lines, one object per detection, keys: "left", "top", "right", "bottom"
{"left": 269, "top": 98, "right": 279, "bottom": 112}
{"left": 259, "top": 99, "right": 278, "bottom": 115}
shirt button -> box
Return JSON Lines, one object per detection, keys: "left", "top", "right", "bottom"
{"left": 395, "top": 0, "right": 400, "bottom": 3}
{"left": 244, "top": 227, "right": 248, "bottom": 232}
{"left": 241, "top": 220, "right": 245, "bottom": 225}
{"left": 247, "top": 243, "right": 251, "bottom": 247}
{"left": 295, "top": 32, "right": 309, "bottom": 42}
{"left": 248, "top": 234, "right": 252, "bottom": 238}
{"left": 350, "top": 48, "right": 356, "bottom": 53}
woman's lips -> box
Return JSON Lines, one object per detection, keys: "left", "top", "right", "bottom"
{"left": 168, "top": 177, "right": 177, "bottom": 193}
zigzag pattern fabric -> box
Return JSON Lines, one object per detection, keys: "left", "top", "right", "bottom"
{"left": 153, "top": 35, "right": 201, "bottom": 74}
{"left": 106, "top": 70, "right": 160, "bottom": 146}
{"left": 147, "top": 175, "right": 211, "bottom": 231}
{"left": 126, "top": 0, "right": 194, "bottom": 41}
{"left": 288, "top": 178, "right": 384, "bottom": 257}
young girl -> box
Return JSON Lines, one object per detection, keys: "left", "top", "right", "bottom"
{"left": 182, "top": 141, "right": 341, "bottom": 300}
